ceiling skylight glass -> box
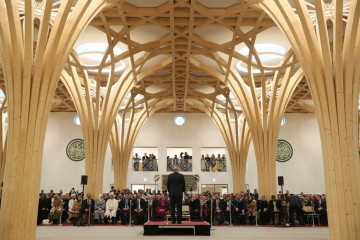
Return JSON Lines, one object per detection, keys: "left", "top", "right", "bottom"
{"left": 76, "top": 43, "right": 126, "bottom": 73}
{"left": 236, "top": 43, "right": 286, "bottom": 74}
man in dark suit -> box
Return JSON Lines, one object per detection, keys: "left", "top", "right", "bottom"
{"left": 269, "top": 195, "right": 282, "bottom": 225}
{"left": 314, "top": 194, "right": 327, "bottom": 225}
{"left": 118, "top": 194, "right": 131, "bottom": 224}
{"left": 132, "top": 193, "right": 146, "bottom": 224}
{"left": 289, "top": 194, "right": 304, "bottom": 225}
{"left": 82, "top": 193, "right": 95, "bottom": 224}
{"left": 167, "top": 166, "right": 186, "bottom": 224}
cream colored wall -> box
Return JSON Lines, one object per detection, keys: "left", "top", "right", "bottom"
{"left": 40, "top": 112, "right": 325, "bottom": 195}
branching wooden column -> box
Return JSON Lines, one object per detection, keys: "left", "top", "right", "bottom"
{"left": 0, "top": 98, "right": 7, "bottom": 193}
{"left": 0, "top": 1, "right": 108, "bottom": 239}
{"left": 110, "top": 96, "right": 174, "bottom": 189}
{"left": 62, "top": 48, "right": 171, "bottom": 196}
{"left": 186, "top": 94, "right": 251, "bottom": 193}
{"left": 257, "top": 1, "right": 360, "bottom": 238}
{"left": 190, "top": 51, "right": 303, "bottom": 198}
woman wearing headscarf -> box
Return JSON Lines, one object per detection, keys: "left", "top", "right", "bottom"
{"left": 94, "top": 194, "right": 106, "bottom": 224}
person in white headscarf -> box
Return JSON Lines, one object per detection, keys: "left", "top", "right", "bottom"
{"left": 68, "top": 193, "right": 76, "bottom": 216}
{"left": 94, "top": 194, "right": 106, "bottom": 224}
{"left": 105, "top": 192, "right": 118, "bottom": 224}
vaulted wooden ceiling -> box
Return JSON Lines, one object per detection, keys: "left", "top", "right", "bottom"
{"left": 0, "top": 0, "right": 314, "bottom": 114}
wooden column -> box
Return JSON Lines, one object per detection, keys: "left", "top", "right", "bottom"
{"left": 186, "top": 92, "right": 252, "bottom": 193}
{"left": 258, "top": 1, "right": 360, "bottom": 239}
{"left": 110, "top": 96, "right": 174, "bottom": 189}
{"left": 190, "top": 51, "right": 303, "bottom": 199}
{"left": 62, "top": 48, "right": 172, "bottom": 196}
{"left": 0, "top": 1, "right": 109, "bottom": 239}
{"left": 0, "top": 98, "right": 7, "bottom": 193}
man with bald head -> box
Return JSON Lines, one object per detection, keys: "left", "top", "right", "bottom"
{"left": 167, "top": 166, "right": 186, "bottom": 224}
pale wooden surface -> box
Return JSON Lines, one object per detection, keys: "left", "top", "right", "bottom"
{"left": 0, "top": 1, "right": 109, "bottom": 239}
{"left": 258, "top": 1, "right": 360, "bottom": 239}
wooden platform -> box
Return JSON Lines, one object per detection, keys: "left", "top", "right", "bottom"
{"left": 143, "top": 221, "right": 210, "bottom": 236}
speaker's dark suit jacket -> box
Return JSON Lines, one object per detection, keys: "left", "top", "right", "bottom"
{"left": 167, "top": 172, "right": 186, "bottom": 197}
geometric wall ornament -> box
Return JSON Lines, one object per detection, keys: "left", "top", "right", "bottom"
{"left": 66, "top": 138, "right": 85, "bottom": 161}
{"left": 276, "top": 139, "right": 293, "bottom": 162}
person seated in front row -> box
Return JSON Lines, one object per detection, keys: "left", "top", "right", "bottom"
{"left": 60, "top": 194, "right": 69, "bottom": 224}
{"left": 81, "top": 193, "right": 95, "bottom": 225}
{"left": 234, "top": 193, "right": 247, "bottom": 224}
{"left": 200, "top": 195, "right": 211, "bottom": 222}
{"left": 94, "top": 194, "right": 105, "bottom": 224}
{"left": 105, "top": 192, "right": 118, "bottom": 224}
{"left": 132, "top": 193, "right": 146, "bottom": 225}
{"left": 38, "top": 194, "right": 51, "bottom": 224}
{"left": 269, "top": 195, "right": 282, "bottom": 225}
{"left": 258, "top": 195, "right": 269, "bottom": 225}
{"left": 48, "top": 194, "right": 63, "bottom": 224}
{"left": 212, "top": 194, "right": 224, "bottom": 225}
{"left": 155, "top": 194, "right": 168, "bottom": 220}
{"left": 246, "top": 196, "right": 256, "bottom": 224}
{"left": 189, "top": 194, "right": 200, "bottom": 220}
{"left": 118, "top": 194, "right": 131, "bottom": 224}
{"left": 314, "top": 194, "right": 327, "bottom": 226}
{"left": 69, "top": 195, "right": 82, "bottom": 226}
{"left": 223, "top": 195, "right": 235, "bottom": 225}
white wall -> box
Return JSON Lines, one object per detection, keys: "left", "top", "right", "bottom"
{"left": 40, "top": 112, "right": 325, "bottom": 195}
{"left": 126, "top": 113, "right": 232, "bottom": 192}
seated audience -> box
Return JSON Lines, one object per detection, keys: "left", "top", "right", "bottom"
{"left": 223, "top": 195, "right": 235, "bottom": 225}
{"left": 314, "top": 194, "right": 327, "bottom": 226}
{"left": 212, "top": 194, "right": 224, "bottom": 225}
{"left": 94, "top": 194, "right": 105, "bottom": 224}
{"left": 132, "top": 193, "right": 146, "bottom": 224}
{"left": 48, "top": 194, "right": 63, "bottom": 224}
{"left": 258, "top": 195, "right": 269, "bottom": 225}
{"left": 105, "top": 192, "right": 118, "bottom": 224}
{"left": 155, "top": 194, "right": 168, "bottom": 220}
{"left": 69, "top": 195, "right": 82, "bottom": 226}
{"left": 38, "top": 194, "right": 51, "bottom": 224}
{"left": 118, "top": 194, "right": 131, "bottom": 224}
{"left": 234, "top": 193, "right": 246, "bottom": 224}
{"left": 269, "top": 195, "right": 282, "bottom": 225}
{"left": 189, "top": 194, "right": 200, "bottom": 220}
{"left": 246, "top": 196, "right": 256, "bottom": 224}
{"left": 61, "top": 194, "right": 69, "bottom": 223}
{"left": 82, "top": 193, "right": 95, "bottom": 225}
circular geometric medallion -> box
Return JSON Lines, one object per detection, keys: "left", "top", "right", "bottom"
{"left": 66, "top": 139, "right": 85, "bottom": 161}
{"left": 276, "top": 139, "right": 293, "bottom": 162}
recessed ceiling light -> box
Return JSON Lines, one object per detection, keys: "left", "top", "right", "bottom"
{"left": 174, "top": 115, "right": 185, "bottom": 126}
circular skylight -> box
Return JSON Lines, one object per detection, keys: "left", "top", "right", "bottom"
{"left": 237, "top": 43, "right": 286, "bottom": 74}
{"left": 76, "top": 43, "right": 126, "bottom": 73}
{"left": 174, "top": 115, "right": 185, "bottom": 126}
{"left": 74, "top": 114, "right": 81, "bottom": 126}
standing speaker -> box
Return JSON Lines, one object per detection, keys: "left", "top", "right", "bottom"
{"left": 278, "top": 176, "right": 284, "bottom": 186}
{"left": 81, "top": 175, "right": 88, "bottom": 185}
